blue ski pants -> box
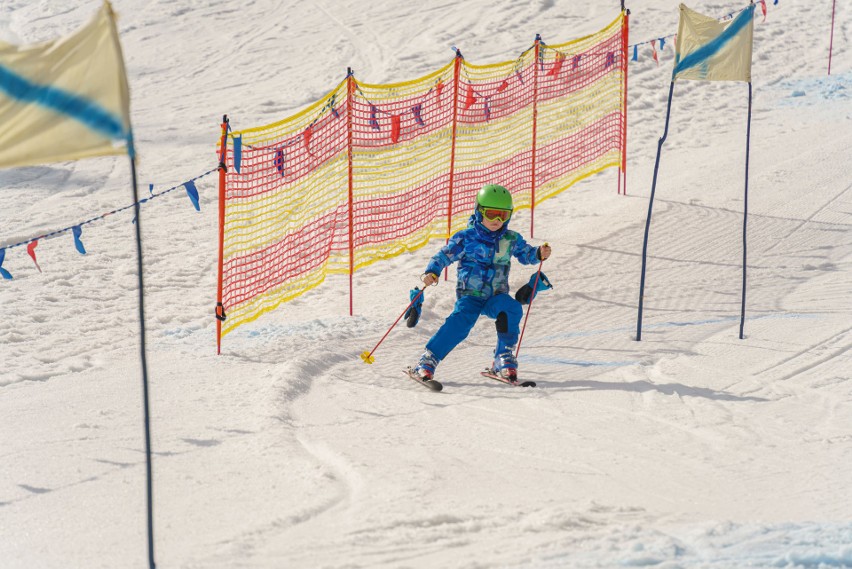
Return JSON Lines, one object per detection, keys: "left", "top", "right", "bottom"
{"left": 425, "top": 293, "right": 523, "bottom": 362}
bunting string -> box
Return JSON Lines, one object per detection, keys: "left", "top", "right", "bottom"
{"left": 283, "top": 0, "right": 783, "bottom": 157}
{"left": 1, "top": 0, "right": 786, "bottom": 283}
{"left": 0, "top": 168, "right": 216, "bottom": 279}
{"left": 238, "top": 0, "right": 783, "bottom": 181}
{"left": 627, "top": 0, "right": 778, "bottom": 63}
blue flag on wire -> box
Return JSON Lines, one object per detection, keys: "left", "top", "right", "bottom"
{"left": 72, "top": 225, "right": 87, "bottom": 255}
{"left": 232, "top": 134, "right": 242, "bottom": 173}
{"left": 184, "top": 181, "right": 200, "bottom": 211}
{"left": 0, "top": 248, "right": 12, "bottom": 279}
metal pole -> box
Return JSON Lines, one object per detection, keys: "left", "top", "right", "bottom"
{"left": 740, "top": 83, "right": 753, "bottom": 339}
{"left": 515, "top": 256, "right": 546, "bottom": 360}
{"left": 215, "top": 116, "right": 228, "bottom": 354}
{"left": 636, "top": 81, "right": 675, "bottom": 341}
{"left": 129, "top": 149, "right": 156, "bottom": 569}
{"left": 828, "top": 0, "right": 836, "bottom": 75}
{"left": 361, "top": 287, "right": 427, "bottom": 364}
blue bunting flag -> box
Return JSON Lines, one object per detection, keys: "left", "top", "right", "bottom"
{"left": 233, "top": 134, "right": 242, "bottom": 173}
{"left": 0, "top": 248, "right": 12, "bottom": 280}
{"left": 184, "top": 181, "right": 200, "bottom": 211}
{"left": 72, "top": 226, "right": 86, "bottom": 255}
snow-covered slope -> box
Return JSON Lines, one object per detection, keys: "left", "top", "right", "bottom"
{"left": 1, "top": 1, "right": 851, "bottom": 567}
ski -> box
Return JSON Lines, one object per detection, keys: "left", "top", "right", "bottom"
{"left": 404, "top": 368, "right": 443, "bottom": 392}
{"left": 480, "top": 369, "right": 536, "bottom": 388}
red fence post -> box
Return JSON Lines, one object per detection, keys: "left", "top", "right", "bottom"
{"left": 619, "top": 10, "right": 630, "bottom": 195}
{"left": 215, "top": 115, "right": 229, "bottom": 355}
{"left": 445, "top": 50, "right": 462, "bottom": 281}
{"left": 346, "top": 69, "right": 356, "bottom": 316}
{"left": 530, "top": 36, "right": 541, "bottom": 239}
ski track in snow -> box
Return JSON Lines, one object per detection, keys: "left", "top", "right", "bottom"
{"left": 1, "top": 0, "right": 852, "bottom": 567}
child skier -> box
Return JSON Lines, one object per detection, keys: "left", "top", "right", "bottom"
{"left": 412, "top": 184, "right": 551, "bottom": 381}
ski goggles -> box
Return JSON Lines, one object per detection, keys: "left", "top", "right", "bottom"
{"left": 478, "top": 207, "right": 512, "bottom": 222}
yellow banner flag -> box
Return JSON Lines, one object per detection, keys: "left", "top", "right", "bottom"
{"left": 0, "top": 1, "right": 131, "bottom": 169}
{"left": 673, "top": 4, "right": 755, "bottom": 82}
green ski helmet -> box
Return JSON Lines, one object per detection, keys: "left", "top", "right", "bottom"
{"left": 476, "top": 184, "right": 514, "bottom": 211}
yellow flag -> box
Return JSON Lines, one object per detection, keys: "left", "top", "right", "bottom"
{"left": 673, "top": 4, "right": 755, "bottom": 82}
{"left": 0, "top": 1, "right": 131, "bottom": 169}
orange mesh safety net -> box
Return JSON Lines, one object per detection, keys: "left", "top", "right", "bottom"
{"left": 217, "top": 13, "right": 627, "bottom": 343}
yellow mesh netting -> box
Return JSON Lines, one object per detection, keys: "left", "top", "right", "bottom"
{"left": 218, "top": 13, "right": 626, "bottom": 341}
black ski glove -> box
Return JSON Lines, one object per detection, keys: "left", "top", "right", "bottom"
{"left": 515, "top": 271, "right": 552, "bottom": 305}
{"left": 404, "top": 287, "right": 424, "bottom": 327}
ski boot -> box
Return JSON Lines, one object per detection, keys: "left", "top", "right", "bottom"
{"left": 414, "top": 350, "right": 440, "bottom": 381}
{"left": 493, "top": 347, "right": 518, "bottom": 382}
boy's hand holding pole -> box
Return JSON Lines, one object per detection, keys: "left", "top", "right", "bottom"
{"left": 421, "top": 272, "right": 439, "bottom": 287}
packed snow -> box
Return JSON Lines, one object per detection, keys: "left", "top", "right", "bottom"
{"left": 1, "top": 0, "right": 850, "bottom": 568}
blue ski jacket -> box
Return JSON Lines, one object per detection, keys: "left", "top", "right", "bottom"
{"left": 424, "top": 213, "right": 540, "bottom": 299}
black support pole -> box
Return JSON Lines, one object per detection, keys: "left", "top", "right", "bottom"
{"left": 739, "top": 82, "right": 753, "bottom": 340}
{"left": 636, "top": 81, "right": 675, "bottom": 341}
{"left": 129, "top": 149, "right": 156, "bottom": 569}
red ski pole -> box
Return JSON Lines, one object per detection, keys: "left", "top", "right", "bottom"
{"left": 361, "top": 287, "right": 426, "bottom": 364}
{"left": 515, "top": 245, "right": 548, "bottom": 360}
